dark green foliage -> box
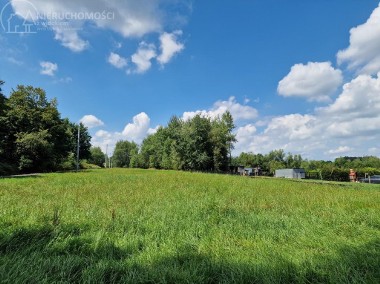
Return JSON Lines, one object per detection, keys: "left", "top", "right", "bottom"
{"left": 88, "top": 147, "right": 105, "bottom": 167}
{"left": 69, "top": 122, "right": 91, "bottom": 162}
{"left": 139, "top": 112, "right": 236, "bottom": 172}
{"left": 0, "top": 80, "right": 10, "bottom": 174}
{"left": 0, "top": 85, "right": 92, "bottom": 174}
{"left": 302, "top": 156, "right": 380, "bottom": 181}
{"left": 112, "top": 140, "right": 139, "bottom": 168}
{"left": 15, "top": 130, "right": 54, "bottom": 172}
{"left": 236, "top": 151, "right": 380, "bottom": 181}
{"left": 236, "top": 150, "right": 289, "bottom": 175}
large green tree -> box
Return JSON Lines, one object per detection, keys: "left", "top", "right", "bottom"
{"left": 210, "top": 111, "right": 236, "bottom": 172}
{"left": 112, "top": 140, "right": 139, "bottom": 168}
{"left": 88, "top": 147, "right": 105, "bottom": 167}
{"left": 70, "top": 122, "right": 92, "bottom": 162}
{"left": 15, "top": 130, "right": 54, "bottom": 172}
{"left": 139, "top": 112, "right": 236, "bottom": 172}
{"left": 0, "top": 80, "right": 11, "bottom": 174}
{"left": 2, "top": 85, "right": 91, "bottom": 173}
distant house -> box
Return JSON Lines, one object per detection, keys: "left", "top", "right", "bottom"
{"left": 237, "top": 165, "right": 245, "bottom": 175}
{"left": 229, "top": 165, "right": 244, "bottom": 175}
{"left": 230, "top": 165, "right": 262, "bottom": 176}
{"left": 275, "top": 168, "right": 306, "bottom": 179}
{"left": 244, "top": 167, "right": 253, "bottom": 176}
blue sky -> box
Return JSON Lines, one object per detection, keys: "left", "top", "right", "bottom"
{"left": 1, "top": 0, "right": 380, "bottom": 160}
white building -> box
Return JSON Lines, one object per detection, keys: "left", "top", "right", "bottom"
{"left": 275, "top": 168, "right": 306, "bottom": 179}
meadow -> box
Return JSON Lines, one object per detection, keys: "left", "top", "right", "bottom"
{"left": 0, "top": 169, "right": 379, "bottom": 283}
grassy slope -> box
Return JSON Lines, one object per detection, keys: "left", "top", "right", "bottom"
{"left": 0, "top": 169, "right": 379, "bottom": 283}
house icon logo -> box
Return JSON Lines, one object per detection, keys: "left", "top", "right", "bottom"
{"left": 1, "top": 0, "right": 38, "bottom": 34}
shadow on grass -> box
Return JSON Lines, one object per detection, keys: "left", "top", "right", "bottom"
{"left": 0, "top": 225, "right": 379, "bottom": 283}
{"left": 0, "top": 174, "right": 43, "bottom": 179}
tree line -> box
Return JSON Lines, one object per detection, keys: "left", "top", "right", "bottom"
{"left": 233, "top": 150, "right": 380, "bottom": 181}
{"left": 2, "top": 82, "right": 380, "bottom": 181}
{"left": 0, "top": 82, "right": 92, "bottom": 175}
{"left": 111, "top": 113, "right": 236, "bottom": 172}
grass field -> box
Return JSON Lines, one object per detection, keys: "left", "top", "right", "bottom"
{"left": 1, "top": 169, "right": 379, "bottom": 283}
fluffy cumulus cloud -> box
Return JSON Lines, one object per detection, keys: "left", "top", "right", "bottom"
{"left": 318, "top": 73, "right": 380, "bottom": 138}
{"left": 122, "top": 112, "right": 151, "bottom": 142}
{"left": 263, "top": 114, "right": 317, "bottom": 141}
{"left": 278, "top": 62, "right": 343, "bottom": 102}
{"left": 337, "top": 4, "right": 380, "bottom": 75}
{"left": 127, "top": 30, "right": 184, "bottom": 74}
{"left": 90, "top": 112, "right": 158, "bottom": 154}
{"left": 10, "top": 0, "right": 187, "bottom": 52}
{"left": 53, "top": 29, "right": 89, "bottom": 53}
{"left": 234, "top": 72, "right": 380, "bottom": 159}
{"left": 108, "top": 52, "right": 128, "bottom": 69}
{"left": 234, "top": 124, "right": 257, "bottom": 153}
{"left": 129, "top": 42, "right": 157, "bottom": 74}
{"left": 40, "top": 61, "right": 58, "bottom": 76}
{"left": 157, "top": 30, "right": 185, "bottom": 65}
{"left": 183, "top": 96, "right": 258, "bottom": 122}
{"left": 246, "top": 6, "right": 380, "bottom": 159}
{"left": 80, "top": 115, "right": 104, "bottom": 129}
{"left": 327, "top": 146, "right": 352, "bottom": 155}
{"left": 91, "top": 129, "right": 119, "bottom": 154}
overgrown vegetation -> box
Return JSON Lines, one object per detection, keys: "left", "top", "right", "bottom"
{"left": 0, "top": 83, "right": 91, "bottom": 175}
{"left": 1, "top": 81, "right": 380, "bottom": 181}
{"left": 234, "top": 151, "right": 380, "bottom": 180}
{"left": 111, "top": 113, "right": 236, "bottom": 172}
{"left": 0, "top": 169, "right": 379, "bottom": 283}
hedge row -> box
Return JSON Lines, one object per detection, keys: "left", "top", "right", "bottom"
{"left": 306, "top": 167, "right": 380, "bottom": 182}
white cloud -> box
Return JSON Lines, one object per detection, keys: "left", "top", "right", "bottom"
{"left": 86, "top": 73, "right": 380, "bottom": 160}
{"left": 9, "top": 0, "right": 178, "bottom": 52}
{"left": 264, "top": 114, "right": 317, "bottom": 141}
{"left": 251, "top": 5, "right": 380, "bottom": 159}
{"left": 318, "top": 72, "right": 380, "bottom": 138}
{"left": 90, "top": 112, "right": 158, "bottom": 154}
{"left": 40, "top": 61, "right": 58, "bottom": 76}
{"left": 183, "top": 96, "right": 258, "bottom": 122}
{"left": 327, "top": 146, "right": 352, "bottom": 155}
{"left": 122, "top": 112, "right": 151, "bottom": 142}
{"left": 337, "top": 4, "right": 380, "bottom": 75}
{"left": 108, "top": 52, "right": 128, "bottom": 69}
{"left": 234, "top": 73, "right": 380, "bottom": 159}
{"left": 232, "top": 114, "right": 324, "bottom": 158}
{"left": 234, "top": 124, "right": 257, "bottom": 153}
{"left": 53, "top": 28, "right": 89, "bottom": 53}
{"left": 278, "top": 62, "right": 343, "bottom": 102}
{"left": 92, "top": 129, "right": 119, "bottom": 155}
{"left": 157, "top": 30, "right": 185, "bottom": 65}
{"left": 8, "top": 57, "right": 23, "bottom": 66}
{"left": 54, "top": 77, "right": 73, "bottom": 84}
{"left": 369, "top": 147, "right": 380, "bottom": 155}
{"left": 80, "top": 115, "right": 104, "bottom": 129}
{"left": 148, "top": 125, "right": 161, "bottom": 135}
{"left": 129, "top": 42, "right": 157, "bottom": 74}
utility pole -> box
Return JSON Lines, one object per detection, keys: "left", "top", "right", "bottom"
{"left": 76, "top": 124, "right": 80, "bottom": 172}
{"left": 105, "top": 144, "right": 108, "bottom": 168}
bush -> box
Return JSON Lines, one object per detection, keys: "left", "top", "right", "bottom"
{"left": 0, "top": 162, "right": 17, "bottom": 176}
{"left": 80, "top": 160, "right": 101, "bottom": 169}
{"left": 307, "top": 167, "right": 380, "bottom": 182}
{"left": 356, "top": 167, "right": 380, "bottom": 178}
{"left": 59, "top": 153, "right": 76, "bottom": 171}
{"left": 318, "top": 167, "right": 350, "bottom": 182}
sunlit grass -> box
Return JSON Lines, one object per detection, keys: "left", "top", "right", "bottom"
{"left": 1, "top": 169, "right": 379, "bottom": 283}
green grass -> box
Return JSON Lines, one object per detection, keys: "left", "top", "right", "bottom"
{"left": 1, "top": 169, "right": 379, "bottom": 283}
